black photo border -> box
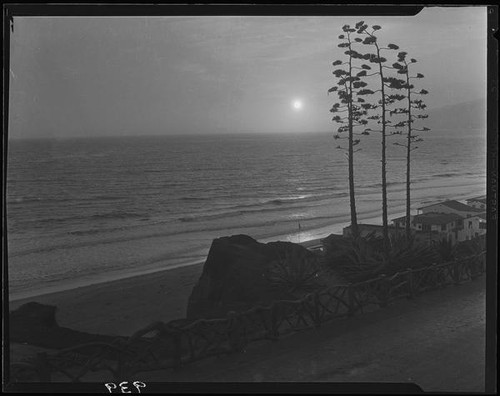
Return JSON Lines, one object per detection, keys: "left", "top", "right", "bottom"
{"left": 2, "top": 3, "right": 497, "bottom": 394}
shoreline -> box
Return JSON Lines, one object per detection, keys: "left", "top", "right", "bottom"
{"left": 8, "top": 235, "right": 331, "bottom": 337}
{"left": 8, "top": 216, "right": 354, "bottom": 338}
{"left": 7, "top": 209, "right": 388, "bottom": 303}
{"left": 9, "top": 234, "right": 327, "bottom": 303}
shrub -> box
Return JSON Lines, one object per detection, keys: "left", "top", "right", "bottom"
{"left": 455, "top": 234, "right": 486, "bottom": 257}
{"left": 433, "top": 238, "right": 457, "bottom": 262}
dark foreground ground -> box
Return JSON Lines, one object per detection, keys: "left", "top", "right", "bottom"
{"left": 141, "top": 277, "right": 487, "bottom": 392}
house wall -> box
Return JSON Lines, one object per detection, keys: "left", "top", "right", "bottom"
{"left": 413, "top": 221, "right": 455, "bottom": 232}
{"left": 413, "top": 230, "right": 454, "bottom": 246}
{"left": 393, "top": 216, "right": 415, "bottom": 230}
{"left": 394, "top": 220, "right": 404, "bottom": 229}
{"left": 413, "top": 220, "right": 460, "bottom": 245}
{"left": 457, "top": 216, "right": 487, "bottom": 242}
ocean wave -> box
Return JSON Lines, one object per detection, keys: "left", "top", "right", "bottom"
{"left": 94, "top": 195, "right": 125, "bottom": 201}
{"left": 7, "top": 197, "right": 43, "bottom": 204}
{"left": 359, "top": 181, "right": 403, "bottom": 189}
{"left": 432, "top": 173, "right": 459, "bottom": 178}
{"left": 230, "top": 192, "right": 347, "bottom": 210}
{"left": 89, "top": 211, "right": 146, "bottom": 220}
{"left": 11, "top": 210, "right": 345, "bottom": 259}
{"left": 268, "top": 195, "right": 313, "bottom": 205}
{"left": 431, "top": 171, "right": 479, "bottom": 178}
{"left": 8, "top": 194, "right": 125, "bottom": 205}
{"left": 179, "top": 196, "right": 210, "bottom": 202}
{"left": 67, "top": 229, "right": 104, "bottom": 236}
{"left": 404, "top": 171, "right": 481, "bottom": 185}
{"left": 178, "top": 199, "right": 335, "bottom": 223}
{"left": 179, "top": 211, "right": 242, "bottom": 223}
{"left": 15, "top": 210, "right": 148, "bottom": 227}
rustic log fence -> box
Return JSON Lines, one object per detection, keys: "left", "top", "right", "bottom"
{"left": 10, "top": 252, "right": 486, "bottom": 383}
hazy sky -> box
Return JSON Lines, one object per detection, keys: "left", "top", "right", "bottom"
{"left": 8, "top": 7, "right": 487, "bottom": 139}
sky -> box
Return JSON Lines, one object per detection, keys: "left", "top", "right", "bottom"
{"left": 8, "top": 6, "right": 488, "bottom": 139}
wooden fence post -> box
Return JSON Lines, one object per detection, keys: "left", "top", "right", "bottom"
{"left": 470, "top": 255, "right": 481, "bottom": 280}
{"left": 347, "top": 284, "right": 355, "bottom": 316}
{"left": 313, "top": 292, "right": 321, "bottom": 328}
{"left": 378, "top": 275, "right": 389, "bottom": 308}
{"left": 172, "top": 330, "right": 182, "bottom": 370}
{"left": 407, "top": 269, "right": 414, "bottom": 299}
{"left": 35, "top": 352, "right": 51, "bottom": 382}
{"left": 452, "top": 260, "right": 460, "bottom": 285}
{"left": 270, "top": 302, "right": 279, "bottom": 341}
{"left": 116, "top": 347, "right": 127, "bottom": 381}
{"left": 228, "top": 311, "right": 244, "bottom": 353}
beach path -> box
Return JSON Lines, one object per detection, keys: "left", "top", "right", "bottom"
{"left": 140, "top": 276, "right": 487, "bottom": 392}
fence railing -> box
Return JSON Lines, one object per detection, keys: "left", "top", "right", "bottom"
{"left": 10, "top": 252, "right": 486, "bottom": 383}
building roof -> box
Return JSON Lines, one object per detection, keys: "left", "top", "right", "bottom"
{"left": 412, "top": 212, "right": 464, "bottom": 225}
{"left": 466, "top": 196, "right": 486, "bottom": 204}
{"left": 392, "top": 215, "right": 409, "bottom": 222}
{"left": 418, "top": 200, "right": 483, "bottom": 212}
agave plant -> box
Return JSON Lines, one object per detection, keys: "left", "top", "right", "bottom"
{"left": 382, "top": 233, "right": 439, "bottom": 274}
{"left": 324, "top": 232, "right": 439, "bottom": 283}
{"left": 334, "top": 233, "right": 387, "bottom": 282}
{"left": 265, "top": 248, "right": 323, "bottom": 297}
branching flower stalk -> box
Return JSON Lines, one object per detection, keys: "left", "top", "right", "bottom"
{"left": 329, "top": 23, "right": 370, "bottom": 239}
{"left": 356, "top": 23, "right": 400, "bottom": 253}
{"left": 389, "top": 52, "right": 430, "bottom": 241}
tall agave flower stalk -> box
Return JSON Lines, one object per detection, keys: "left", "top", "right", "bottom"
{"left": 355, "top": 22, "right": 401, "bottom": 253}
{"left": 388, "top": 52, "right": 430, "bottom": 242}
{"left": 328, "top": 22, "right": 370, "bottom": 239}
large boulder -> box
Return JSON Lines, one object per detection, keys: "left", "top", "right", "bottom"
{"left": 186, "top": 235, "right": 323, "bottom": 319}
{"left": 10, "top": 302, "right": 123, "bottom": 352}
{"left": 10, "top": 302, "right": 58, "bottom": 328}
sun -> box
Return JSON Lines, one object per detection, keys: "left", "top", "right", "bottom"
{"left": 292, "top": 99, "right": 303, "bottom": 111}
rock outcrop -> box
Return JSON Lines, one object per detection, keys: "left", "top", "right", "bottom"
{"left": 10, "top": 301, "right": 58, "bottom": 328}
{"left": 10, "top": 302, "right": 122, "bottom": 351}
{"left": 186, "top": 234, "right": 322, "bottom": 319}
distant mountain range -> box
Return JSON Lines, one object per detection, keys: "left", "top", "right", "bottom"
{"left": 426, "top": 98, "right": 486, "bottom": 133}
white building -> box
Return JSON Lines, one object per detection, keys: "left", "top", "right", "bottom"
{"left": 393, "top": 209, "right": 487, "bottom": 245}
{"left": 459, "top": 212, "right": 487, "bottom": 241}
{"left": 410, "top": 212, "right": 464, "bottom": 245}
{"left": 392, "top": 215, "right": 414, "bottom": 231}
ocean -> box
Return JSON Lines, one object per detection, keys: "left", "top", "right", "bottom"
{"left": 7, "top": 131, "right": 486, "bottom": 299}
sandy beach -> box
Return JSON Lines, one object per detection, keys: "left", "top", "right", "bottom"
{"left": 9, "top": 262, "right": 204, "bottom": 337}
